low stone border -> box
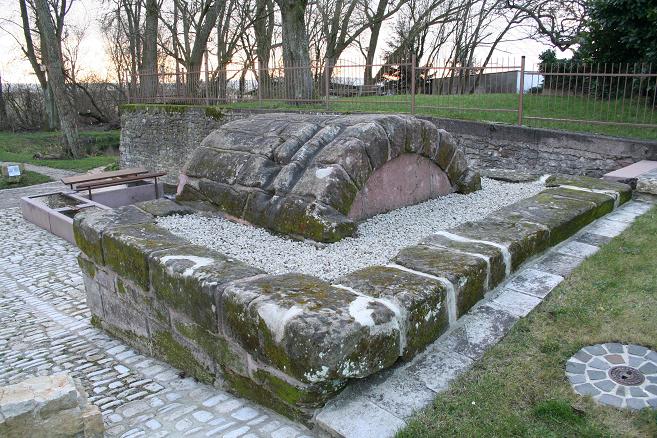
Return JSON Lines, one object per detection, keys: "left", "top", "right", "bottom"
{"left": 72, "top": 175, "right": 634, "bottom": 426}
{"left": 314, "top": 199, "right": 655, "bottom": 437}
{"left": 567, "top": 343, "right": 657, "bottom": 410}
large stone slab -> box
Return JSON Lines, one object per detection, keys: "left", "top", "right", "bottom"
{"left": 220, "top": 274, "right": 402, "bottom": 385}
{"left": 545, "top": 174, "right": 632, "bottom": 204}
{"left": 393, "top": 245, "right": 488, "bottom": 318}
{"left": 337, "top": 266, "right": 449, "bottom": 358}
{"left": 178, "top": 113, "right": 480, "bottom": 242}
{"left": 0, "top": 373, "right": 103, "bottom": 437}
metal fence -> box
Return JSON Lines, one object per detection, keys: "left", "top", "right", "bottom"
{"left": 125, "top": 56, "right": 657, "bottom": 139}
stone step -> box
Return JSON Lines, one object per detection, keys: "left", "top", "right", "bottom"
{"left": 603, "top": 160, "right": 657, "bottom": 186}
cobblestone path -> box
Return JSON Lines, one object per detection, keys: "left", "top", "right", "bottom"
{"left": 0, "top": 206, "right": 311, "bottom": 437}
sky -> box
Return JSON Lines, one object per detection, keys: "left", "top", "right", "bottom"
{"left": 0, "top": 0, "right": 563, "bottom": 84}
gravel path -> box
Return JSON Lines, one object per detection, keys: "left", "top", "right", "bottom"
{"left": 158, "top": 178, "right": 545, "bottom": 281}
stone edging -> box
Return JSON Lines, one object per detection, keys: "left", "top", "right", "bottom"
{"left": 72, "top": 174, "right": 632, "bottom": 425}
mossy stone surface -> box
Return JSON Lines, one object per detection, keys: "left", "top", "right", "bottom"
{"left": 449, "top": 219, "right": 550, "bottom": 272}
{"left": 221, "top": 273, "right": 401, "bottom": 384}
{"left": 393, "top": 245, "right": 488, "bottom": 317}
{"left": 149, "top": 244, "right": 263, "bottom": 332}
{"left": 489, "top": 190, "right": 602, "bottom": 246}
{"left": 73, "top": 205, "right": 154, "bottom": 264}
{"left": 421, "top": 234, "right": 507, "bottom": 289}
{"left": 545, "top": 174, "right": 632, "bottom": 204}
{"left": 102, "top": 223, "right": 188, "bottom": 290}
{"left": 177, "top": 113, "right": 477, "bottom": 242}
{"left": 151, "top": 331, "right": 214, "bottom": 384}
{"left": 338, "top": 266, "right": 449, "bottom": 358}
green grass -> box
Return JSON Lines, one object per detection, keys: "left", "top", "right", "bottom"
{"left": 219, "top": 93, "right": 657, "bottom": 140}
{"left": 0, "top": 130, "right": 119, "bottom": 172}
{"left": 0, "top": 170, "right": 52, "bottom": 190}
{"left": 397, "top": 206, "right": 657, "bottom": 437}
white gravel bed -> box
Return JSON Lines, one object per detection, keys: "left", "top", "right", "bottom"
{"left": 157, "top": 178, "right": 544, "bottom": 281}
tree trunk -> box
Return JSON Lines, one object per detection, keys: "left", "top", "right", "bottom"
{"left": 275, "top": 0, "right": 313, "bottom": 102}
{"left": 364, "top": 0, "right": 389, "bottom": 86}
{"left": 141, "top": 0, "right": 159, "bottom": 100}
{"left": 254, "top": 0, "right": 274, "bottom": 98}
{"left": 0, "top": 74, "right": 8, "bottom": 131}
{"left": 33, "top": 0, "right": 81, "bottom": 157}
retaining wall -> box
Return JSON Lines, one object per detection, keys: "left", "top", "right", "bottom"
{"left": 120, "top": 105, "right": 657, "bottom": 184}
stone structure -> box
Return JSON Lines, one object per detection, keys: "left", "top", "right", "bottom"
{"left": 119, "top": 105, "right": 657, "bottom": 184}
{"left": 74, "top": 176, "right": 631, "bottom": 423}
{"left": 0, "top": 373, "right": 104, "bottom": 437}
{"left": 176, "top": 113, "right": 480, "bottom": 242}
{"left": 636, "top": 168, "right": 657, "bottom": 195}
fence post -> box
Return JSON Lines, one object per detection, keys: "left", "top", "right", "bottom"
{"left": 204, "top": 49, "right": 210, "bottom": 106}
{"left": 324, "top": 58, "right": 331, "bottom": 111}
{"left": 518, "top": 56, "right": 525, "bottom": 126}
{"left": 411, "top": 54, "right": 416, "bottom": 115}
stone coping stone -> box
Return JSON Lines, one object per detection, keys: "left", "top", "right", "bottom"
{"left": 149, "top": 244, "right": 264, "bottom": 332}
{"left": 636, "top": 168, "right": 657, "bottom": 195}
{"left": 0, "top": 373, "right": 103, "bottom": 437}
{"left": 73, "top": 205, "right": 155, "bottom": 264}
{"left": 545, "top": 174, "right": 632, "bottom": 204}
{"left": 221, "top": 273, "right": 401, "bottom": 385}
{"left": 393, "top": 245, "right": 487, "bottom": 318}
{"left": 134, "top": 198, "right": 196, "bottom": 217}
{"left": 73, "top": 173, "right": 633, "bottom": 422}
{"left": 178, "top": 113, "right": 480, "bottom": 243}
{"left": 337, "top": 266, "right": 449, "bottom": 359}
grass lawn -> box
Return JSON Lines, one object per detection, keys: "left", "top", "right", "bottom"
{"left": 221, "top": 93, "right": 657, "bottom": 140}
{"left": 397, "top": 205, "right": 657, "bottom": 437}
{"left": 0, "top": 130, "right": 119, "bottom": 172}
{"left": 0, "top": 170, "right": 52, "bottom": 190}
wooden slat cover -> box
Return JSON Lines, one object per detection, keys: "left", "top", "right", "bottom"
{"left": 61, "top": 167, "right": 148, "bottom": 185}
{"left": 74, "top": 172, "right": 166, "bottom": 190}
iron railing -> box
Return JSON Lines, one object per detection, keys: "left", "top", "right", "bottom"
{"left": 124, "top": 56, "right": 657, "bottom": 140}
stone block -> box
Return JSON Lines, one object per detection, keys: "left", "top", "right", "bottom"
{"left": 636, "top": 168, "right": 657, "bottom": 195}
{"left": 134, "top": 198, "right": 196, "bottom": 217}
{"left": 1, "top": 162, "right": 25, "bottom": 183}
{"left": 102, "top": 222, "right": 188, "bottom": 289}
{"left": 449, "top": 219, "right": 550, "bottom": 272}
{"left": 149, "top": 244, "right": 263, "bottom": 332}
{"left": 393, "top": 244, "right": 488, "bottom": 317}
{"left": 178, "top": 114, "right": 479, "bottom": 242}
{"left": 545, "top": 174, "right": 632, "bottom": 204}
{"left": 421, "top": 233, "right": 507, "bottom": 290}
{"left": 220, "top": 273, "right": 402, "bottom": 385}
{"left": 489, "top": 189, "right": 606, "bottom": 246}
{"left": 0, "top": 373, "right": 103, "bottom": 438}
{"left": 73, "top": 205, "right": 154, "bottom": 264}
{"left": 338, "top": 266, "right": 449, "bottom": 358}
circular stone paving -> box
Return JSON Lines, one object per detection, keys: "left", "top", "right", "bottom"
{"left": 566, "top": 343, "right": 657, "bottom": 410}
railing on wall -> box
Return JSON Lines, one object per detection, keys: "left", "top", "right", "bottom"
{"left": 125, "top": 56, "right": 657, "bottom": 140}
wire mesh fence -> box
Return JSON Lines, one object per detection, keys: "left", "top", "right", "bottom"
{"left": 125, "top": 56, "right": 657, "bottom": 140}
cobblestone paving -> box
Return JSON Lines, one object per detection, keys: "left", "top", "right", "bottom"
{"left": 0, "top": 206, "right": 311, "bottom": 437}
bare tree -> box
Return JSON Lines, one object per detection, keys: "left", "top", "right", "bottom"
{"left": 505, "top": 0, "right": 587, "bottom": 50}
{"left": 275, "top": 0, "right": 313, "bottom": 101}
{"left": 0, "top": 73, "right": 8, "bottom": 130}
{"left": 33, "top": 0, "right": 82, "bottom": 157}
{"left": 253, "top": 0, "right": 275, "bottom": 97}
{"left": 141, "top": 0, "right": 158, "bottom": 98}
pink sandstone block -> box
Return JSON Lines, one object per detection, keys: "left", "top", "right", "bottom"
{"left": 603, "top": 160, "right": 657, "bottom": 182}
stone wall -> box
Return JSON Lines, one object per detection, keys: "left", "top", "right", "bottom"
{"left": 120, "top": 105, "right": 657, "bottom": 183}
{"left": 429, "top": 118, "right": 657, "bottom": 177}
{"left": 73, "top": 177, "right": 631, "bottom": 423}
{"left": 120, "top": 106, "right": 244, "bottom": 184}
